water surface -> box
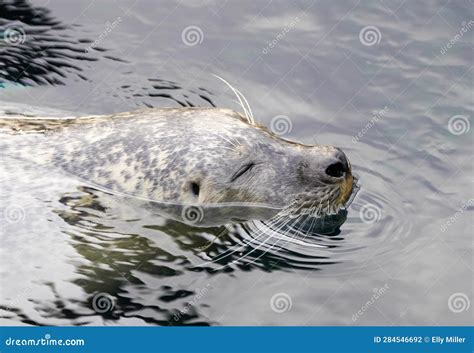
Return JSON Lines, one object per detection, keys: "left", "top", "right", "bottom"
{"left": 0, "top": 0, "right": 472, "bottom": 325}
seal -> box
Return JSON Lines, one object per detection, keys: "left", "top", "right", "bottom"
{"left": 0, "top": 104, "right": 354, "bottom": 217}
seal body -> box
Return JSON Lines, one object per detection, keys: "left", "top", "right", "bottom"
{"left": 1, "top": 106, "right": 354, "bottom": 215}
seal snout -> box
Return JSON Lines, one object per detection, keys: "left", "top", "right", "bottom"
{"left": 324, "top": 148, "right": 350, "bottom": 178}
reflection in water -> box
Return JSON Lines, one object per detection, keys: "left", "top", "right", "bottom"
{"left": 0, "top": 156, "right": 405, "bottom": 325}
{"left": 0, "top": 0, "right": 216, "bottom": 108}
{"left": 60, "top": 187, "right": 351, "bottom": 271}
{"left": 0, "top": 0, "right": 95, "bottom": 86}
{"left": 10, "top": 184, "right": 350, "bottom": 325}
{"left": 55, "top": 188, "right": 213, "bottom": 325}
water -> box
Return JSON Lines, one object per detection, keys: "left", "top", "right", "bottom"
{"left": 0, "top": 0, "right": 472, "bottom": 326}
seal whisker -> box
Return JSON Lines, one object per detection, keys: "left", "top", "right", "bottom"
{"left": 285, "top": 202, "right": 314, "bottom": 235}
{"left": 212, "top": 74, "right": 254, "bottom": 125}
{"left": 199, "top": 211, "right": 288, "bottom": 268}
{"left": 234, "top": 88, "right": 254, "bottom": 125}
{"left": 230, "top": 93, "right": 254, "bottom": 125}
{"left": 230, "top": 137, "right": 242, "bottom": 149}
{"left": 301, "top": 204, "right": 320, "bottom": 237}
{"left": 215, "top": 134, "right": 239, "bottom": 149}
{"left": 247, "top": 201, "right": 330, "bottom": 264}
{"left": 224, "top": 219, "right": 293, "bottom": 267}
{"left": 236, "top": 212, "right": 308, "bottom": 267}
{"left": 295, "top": 200, "right": 318, "bottom": 237}
{"left": 216, "top": 211, "right": 292, "bottom": 266}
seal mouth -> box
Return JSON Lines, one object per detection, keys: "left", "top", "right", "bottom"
{"left": 326, "top": 171, "right": 359, "bottom": 215}
{"left": 341, "top": 173, "right": 359, "bottom": 208}
{"left": 282, "top": 169, "right": 359, "bottom": 218}
{"left": 337, "top": 171, "right": 355, "bottom": 206}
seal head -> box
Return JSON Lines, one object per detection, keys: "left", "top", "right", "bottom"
{"left": 193, "top": 132, "right": 353, "bottom": 215}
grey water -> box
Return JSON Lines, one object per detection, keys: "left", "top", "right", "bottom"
{"left": 0, "top": 0, "right": 472, "bottom": 326}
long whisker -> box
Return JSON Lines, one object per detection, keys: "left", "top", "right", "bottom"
{"left": 217, "top": 135, "right": 238, "bottom": 149}
{"left": 197, "top": 211, "right": 287, "bottom": 267}
{"left": 294, "top": 200, "right": 318, "bottom": 238}
{"left": 230, "top": 211, "right": 306, "bottom": 266}
{"left": 213, "top": 74, "right": 254, "bottom": 125}
{"left": 239, "top": 212, "right": 308, "bottom": 267}
{"left": 211, "top": 212, "right": 298, "bottom": 270}
{"left": 233, "top": 88, "right": 254, "bottom": 125}
{"left": 230, "top": 99, "right": 251, "bottom": 121}
{"left": 241, "top": 198, "right": 330, "bottom": 267}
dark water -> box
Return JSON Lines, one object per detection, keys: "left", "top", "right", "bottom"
{"left": 0, "top": 0, "right": 472, "bottom": 326}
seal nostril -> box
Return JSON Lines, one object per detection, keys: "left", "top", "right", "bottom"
{"left": 325, "top": 162, "right": 345, "bottom": 178}
{"left": 190, "top": 182, "right": 200, "bottom": 196}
